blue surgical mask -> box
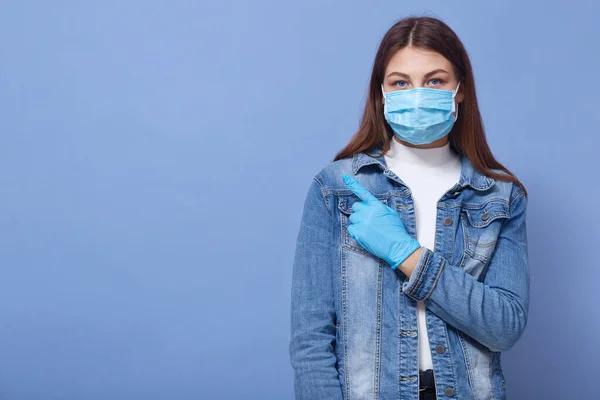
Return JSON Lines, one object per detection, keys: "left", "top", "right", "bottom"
{"left": 381, "top": 82, "right": 461, "bottom": 145}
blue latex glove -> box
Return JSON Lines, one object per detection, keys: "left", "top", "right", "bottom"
{"left": 342, "top": 174, "right": 421, "bottom": 270}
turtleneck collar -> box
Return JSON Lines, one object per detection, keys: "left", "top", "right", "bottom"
{"left": 385, "top": 136, "right": 458, "bottom": 168}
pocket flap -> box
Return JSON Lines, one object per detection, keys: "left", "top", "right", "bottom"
{"left": 464, "top": 200, "right": 509, "bottom": 227}
{"left": 338, "top": 193, "right": 390, "bottom": 215}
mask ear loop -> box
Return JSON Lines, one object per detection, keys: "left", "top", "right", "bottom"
{"left": 452, "top": 81, "right": 461, "bottom": 119}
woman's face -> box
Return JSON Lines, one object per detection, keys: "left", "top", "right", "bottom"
{"left": 382, "top": 46, "right": 464, "bottom": 106}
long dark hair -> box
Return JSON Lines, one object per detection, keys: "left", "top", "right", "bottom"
{"left": 333, "top": 16, "right": 527, "bottom": 198}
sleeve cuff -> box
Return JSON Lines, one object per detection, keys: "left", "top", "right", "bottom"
{"left": 401, "top": 247, "right": 446, "bottom": 301}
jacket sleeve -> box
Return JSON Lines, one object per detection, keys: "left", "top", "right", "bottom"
{"left": 401, "top": 184, "right": 530, "bottom": 352}
{"left": 289, "top": 176, "right": 343, "bottom": 400}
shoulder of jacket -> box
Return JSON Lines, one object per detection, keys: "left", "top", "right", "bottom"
{"left": 314, "top": 157, "right": 354, "bottom": 191}
{"left": 487, "top": 168, "right": 525, "bottom": 202}
{"left": 492, "top": 168, "right": 525, "bottom": 200}
{"left": 491, "top": 173, "right": 526, "bottom": 210}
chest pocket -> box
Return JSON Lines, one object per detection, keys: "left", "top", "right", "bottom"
{"left": 459, "top": 200, "right": 510, "bottom": 276}
{"left": 338, "top": 193, "right": 392, "bottom": 256}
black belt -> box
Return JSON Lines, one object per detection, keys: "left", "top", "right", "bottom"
{"left": 419, "top": 369, "right": 435, "bottom": 391}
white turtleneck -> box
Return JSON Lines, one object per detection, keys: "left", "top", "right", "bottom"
{"left": 383, "top": 136, "right": 462, "bottom": 372}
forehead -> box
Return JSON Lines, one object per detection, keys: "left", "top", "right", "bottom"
{"left": 385, "top": 47, "right": 453, "bottom": 75}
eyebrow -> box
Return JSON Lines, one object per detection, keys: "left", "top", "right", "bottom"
{"left": 386, "top": 68, "right": 450, "bottom": 80}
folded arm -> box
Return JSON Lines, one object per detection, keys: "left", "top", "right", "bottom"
{"left": 402, "top": 186, "right": 530, "bottom": 352}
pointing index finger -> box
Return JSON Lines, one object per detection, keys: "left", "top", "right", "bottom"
{"left": 342, "top": 174, "right": 379, "bottom": 204}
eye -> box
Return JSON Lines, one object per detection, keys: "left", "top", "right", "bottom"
{"left": 428, "top": 78, "right": 443, "bottom": 86}
{"left": 393, "top": 80, "right": 408, "bottom": 88}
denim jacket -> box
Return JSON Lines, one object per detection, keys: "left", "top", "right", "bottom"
{"left": 289, "top": 145, "right": 529, "bottom": 400}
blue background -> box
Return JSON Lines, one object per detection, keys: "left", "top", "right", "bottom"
{"left": 0, "top": 1, "right": 597, "bottom": 398}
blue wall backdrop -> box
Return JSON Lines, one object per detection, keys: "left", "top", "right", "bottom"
{"left": 0, "top": 0, "right": 598, "bottom": 398}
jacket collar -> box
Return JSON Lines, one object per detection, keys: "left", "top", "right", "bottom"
{"left": 351, "top": 145, "right": 495, "bottom": 191}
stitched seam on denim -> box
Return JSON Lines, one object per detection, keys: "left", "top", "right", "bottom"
{"left": 373, "top": 261, "right": 383, "bottom": 398}
{"left": 329, "top": 188, "right": 410, "bottom": 198}
{"left": 339, "top": 215, "right": 351, "bottom": 398}
{"left": 422, "top": 256, "right": 446, "bottom": 301}
{"left": 468, "top": 239, "right": 497, "bottom": 248}
{"left": 461, "top": 197, "right": 508, "bottom": 209}
{"left": 337, "top": 193, "right": 392, "bottom": 212}
{"left": 414, "top": 249, "right": 432, "bottom": 297}
{"left": 463, "top": 200, "right": 510, "bottom": 226}
{"left": 509, "top": 190, "right": 525, "bottom": 209}
{"left": 462, "top": 206, "right": 504, "bottom": 263}
{"left": 313, "top": 175, "right": 333, "bottom": 216}
{"left": 467, "top": 211, "right": 509, "bottom": 227}
{"left": 407, "top": 249, "right": 430, "bottom": 298}
{"left": 509, "top": 183, "right": 526, "bottom": 206}
{"left": 461, "top": 211, "right": 475, "bottom": 259}
{"left": 457, "top": 332, "right": 475, "bottom": 394}
{"left": 442, "top": 323, "right": 459, "bottom": 400}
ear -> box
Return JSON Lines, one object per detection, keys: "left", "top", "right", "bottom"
{"left": 456, "top": 83, "right": 464, "bottom": 103}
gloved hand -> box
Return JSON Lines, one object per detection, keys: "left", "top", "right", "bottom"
{"left": 342, "top": 174, "right": 421, "bottom": 270}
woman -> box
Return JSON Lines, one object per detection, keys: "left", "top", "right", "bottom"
{"left": 288, "top": 16, "right": 529, "bottom": 400}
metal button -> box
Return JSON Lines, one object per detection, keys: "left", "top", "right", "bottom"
{"left": 481, "top": 210, "right": 490, "bottom": 221}
{"left": 435, "top": 344, "right": 446, "bottom": 354}
{"left": 444, "top": 387, "right": 455, "bottom": 397}
{"left": 443, "top": 217, "right": 453, "bottom": 226}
